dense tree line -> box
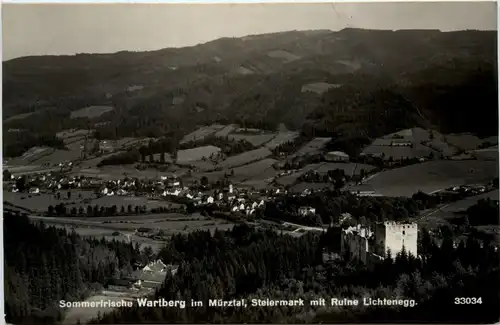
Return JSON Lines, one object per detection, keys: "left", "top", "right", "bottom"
{"left": 4, "top": 132, "right": 67, "bottom": 158}
{"left": 265, "top": 191, "right": 420, "bottom": 226}
{"left": 97, "top": 149, "right": 140, "bottom": 166}
{"left": 92, "top": 224, "right": 499, "bottom": 323}
{"left": 179, "top": 135, "right": 255, "bottom": 156}
{"left": 466, "top": 198, "right": 499, "bottom": 226}
{"left": 298, "top": 169, "right": 348, "bottom": 189}
{"left": 4, "top": 212, "right": 146, "bottom": 324}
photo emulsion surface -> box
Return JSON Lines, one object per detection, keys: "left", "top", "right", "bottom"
{"left": 2, "top": 2, "right": 499, "bottom": 324}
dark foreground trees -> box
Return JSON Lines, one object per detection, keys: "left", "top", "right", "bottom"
{"left": 4, "top": 212, "right": 146, "bottom": 325}
{"left": 93, "top": 224, "right": 499, "bottom": 324}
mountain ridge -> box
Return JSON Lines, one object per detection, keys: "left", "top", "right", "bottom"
{"left": 3, "top": 28, "right": 497, "bottom": 157}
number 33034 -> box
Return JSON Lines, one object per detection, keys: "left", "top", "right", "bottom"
{"left": 454, "top": 297, "right": 483, "bottom": 304}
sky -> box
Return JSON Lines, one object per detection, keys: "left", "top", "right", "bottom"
{"left": 2, "top": 2, "right": 497, "bottom": 61}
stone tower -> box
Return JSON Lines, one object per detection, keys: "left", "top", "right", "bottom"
{"left": 373, "top": 221, "right": 418, "bottom": 259}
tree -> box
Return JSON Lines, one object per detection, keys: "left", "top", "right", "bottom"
{"left": 15, "top": 176, "right": 27, "bottom": 192}
{"left": 3, "top": 169, "right": 12, "bottom": 181}
{"left": 67, "top": 191, "right": 71, "bottom": 200}
{"left": 200, "top": 176, "right": 209, "bottom": 187}
{"left": 48, "top": 205, "right": 54, "bottom": 215}
{"left": 160, "top": 152, "right": 166, "bottom": 163}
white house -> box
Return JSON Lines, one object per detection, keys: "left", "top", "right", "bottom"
{"left": 206, "top": 196, "right": 214, "bottom": 204}
{"left": 29, "top": 187, "right": 40, "bottom": 194}
{"left": 298, "top": 206, "right": 316, "bottom": 216}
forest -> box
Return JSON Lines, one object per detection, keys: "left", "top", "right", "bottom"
{"left": 90, "top": 224, "right": 500, "bottom": 323}
{"left": 4, "top": 212, "right": 148, "bottom": 325}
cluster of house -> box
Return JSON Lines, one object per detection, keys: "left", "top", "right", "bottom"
{"left": 106, "top": 259, "right": 178, "bottom": 292}
{"left": 339, "top": 221, "right": 419, "bottom": 268}
{"left": 167, "top": 183, "right": 267, "bottom": 216}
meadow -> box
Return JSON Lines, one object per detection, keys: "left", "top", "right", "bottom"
{"left": 70, "top": 105, "right": 114, "bottom": 119}
{"left": 366, "top": 160, "right": 499, "bottom": 197}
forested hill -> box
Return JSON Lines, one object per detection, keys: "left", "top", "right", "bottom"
{"left": 3, "top": 29, "right": 498, "bottom": 155}
{"left": 4, "top": 213, "right": 147, "bottom": 325}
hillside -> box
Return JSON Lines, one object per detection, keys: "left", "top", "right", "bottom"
{"left": 3, "top": 28, "right": 497, "bottom": 157}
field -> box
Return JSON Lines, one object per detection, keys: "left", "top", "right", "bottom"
{"left": 4, "top": 165, "right": 60, "bottom": 176}
{"left": 72, "top": 166, "right": 186, "bottom": 179}
{"left": 4, "top": 112, "right": 35, "bottom": 123}
{"left": 471, "top": 148, "right": 498, "bottom": 161}
{"left": 417, "top": 190, "right": 499, "bottom": 231}
{"left": 3, "top": 190, "right": 96, "bottom": 212}
{"left": 231, "top": 158, "right": 277, "bottom": 180}
{"left": 301, "top": 82, "right": 341, "bottom": 94}
{"left": 31, "top": 213, "right": 236, "bottom": 238}
{"left": 440, "top": 190, "right": 499, "bottom": 213}
{"left": 265, "top": 131, "right": 300, "bottom": 149}
{"left": 214, "top": 124, "right": 237, "bottom": 137}
{"left": 293, "top": 137, "right": 331, "bottom": 157}
{"left": 267, "top": 50, "right": 301, "bottom": 62}
{"left": 56, "top": 129, "right": 92, "bottom": 140}
{"left": 366, "top": 160, "right": 499, "bottom": 197}
{"left": 177, "top": 146, "right": 221, "bottom": 163}
{"left": 445, "top": 133, "right": 483, "bottom": 151}
{"left": 181, "top": 160, "right": 215, "bottom": 171}
{"left": 314, "top": 162, "right": 376, "bottom": 177}
{"left": 228, "top": 133, "right": 275, "bottom": 146}
{"left": 7, "top": 147, "right": 54, "bottom": 165}
{"left": 361, "top": 145, "right": 436, "bottom": 160}
{"left": 34, "top": 148, "right": 83, "bottom": 165}
{"left": 291, "top": 182, "right": 329, "bottom": 193}
{"left": 70, "top": 105, "right": 114, "bottom": 119}
{"left": 180, "top": 125, "right": 224, "bottom": 144}
{"left": 218, "top": 147, "right": 272, "bottom": 169}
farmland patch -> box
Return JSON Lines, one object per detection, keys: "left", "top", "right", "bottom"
{"left": 231, "top": 158, "right": 277, "bottom": 179}
{"left": 180, "top": 125, "right": 225, "bottom": 144}
{"left": 218, "top": 147, "right": 272, "bottom": 169}
{"left": 215, "top": 124, "right": 238, "bottom": 137}
{"left": 445, "top": 133, "right": 483, "bottom": 151}
{"left": 228, "top": 133, "right": 276, "bottom": 146}
{"left": 265, "top": 131, "right": 300, "bottom": 149}
{"left": 293, "top": 137, "right": 331, "bottom": 157}
{"left": 301, "top": 82, "right": 342, "bottom": 94}
{"left": 4, "top": 112, "right": 35, "bottom": 123}
{"left": 70, "top": 106, "right": 114, "bottom": 119}
{"left": 471, "top": 148, "right": 499, "bottom": 161}
{"left": 267, "top": 50, "right": 301, "bottom": 62}
{"left": 314, "top": 162, "right": 376, "bottom": 177}
{"left": 366, "top": 160, "right": 499, "bottom": 197}
{"left": 8, "top": 147, "right": 54, "bottom": 165}
{"left": 177, "top": 146, "right": 221, "bottom": 163}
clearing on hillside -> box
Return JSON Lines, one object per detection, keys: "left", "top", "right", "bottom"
{"left": 4, "top": 112, "right": 35, "bottom": 123}
{"left": 301, "top": 83, "right": 342, "bottom": 94}
{"left": 267, "top": 50, "right": 301, "bottom": 62}
{"left": 180, "top": 125, "right": 225, "bottom": 144}
{"left": 7, "top": 147, "right": 54, "bottom": 165}
{"left": 177, "top": 146, "right": 221, "bottom": 163}
{"left": 293, "top": 137, "right": 331, "bottom": 157}
{"left": 265, "top": 131, "right": 300, "bottom": 149}
{"left": 228, "top": 133, "right": 276, "bottom": 146}
{"left": 366, "top": 160, "right": 498, "bottom": 197}
{"left": 70, "top": 106, "right": 114, "bottom": 119}
{"left": 445, "top": 133, "right": 483, "bottom": 151}
{"left": 218, "top": 147, "right": 272, "bottom": 169}
{"left": 215, "top": 124, "right": 238, "bottom": 137}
